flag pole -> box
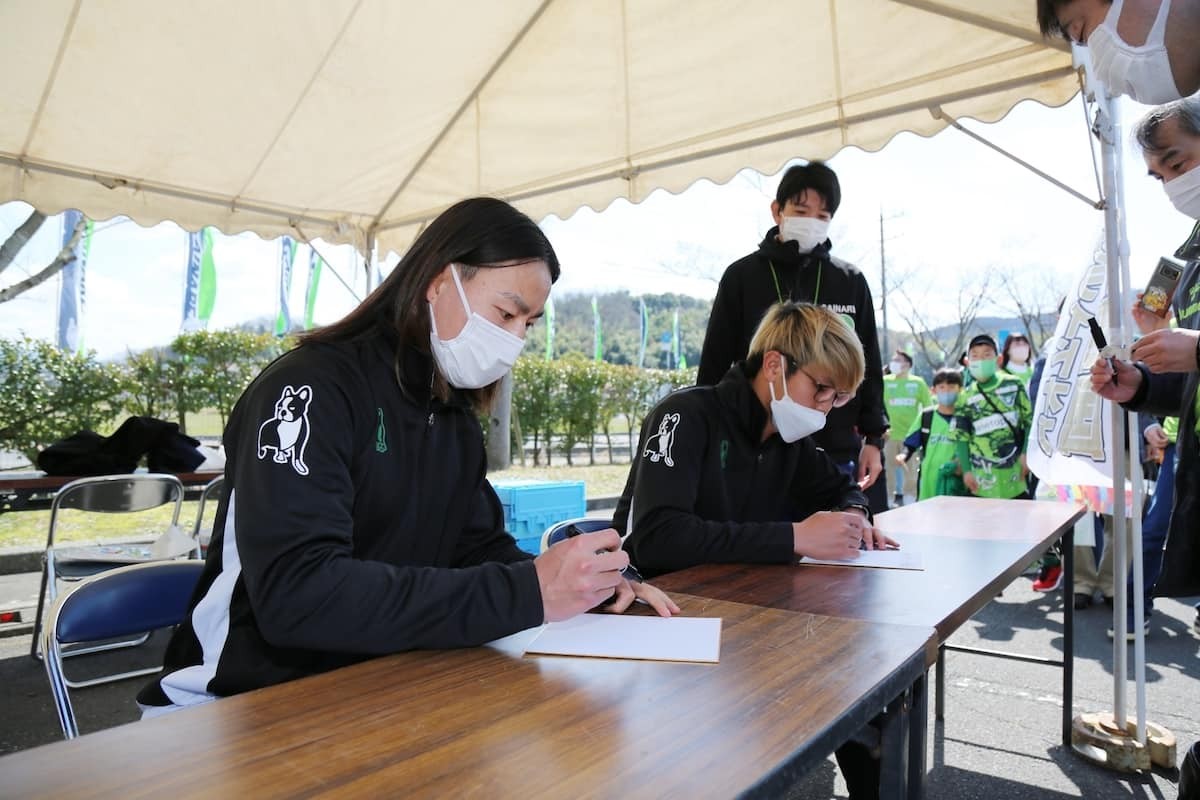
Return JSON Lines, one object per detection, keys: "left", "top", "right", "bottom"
{"left": 1068, "top": 60, "right": 1173, "bottom": 775}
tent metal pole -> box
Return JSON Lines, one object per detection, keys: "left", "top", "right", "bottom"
{"left": 888, "top": 0, "right": 1071, "bottom": 51}
{"left": 1095, "top": 89, "right": 1133, "bottom": 736}
{"left": 930, "top": 106, "right": 1101, "bottom": 208}
{"left": 375, "top": 67, "right": 1078, "bottom": 234}
{"left": 0, "top": 154, "right": 342, "bottom": 233}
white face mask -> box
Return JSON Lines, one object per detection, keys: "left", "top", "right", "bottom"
{"left": 889, "top": 360, "right": 906, "bottom": 375}
{"left": 768, "top": 369, "right": 826, "bottom": 443}
{"left": 1165, "top": 163, "right": 1200, "bottom": 219}
{"left": 778, "top": 215, "right": 830, "bottom": 253}
{"left": 429, "top": 264, "right": 526, "bottom": 389}
{"left": 1008, "top": 344, "right": 1030, "bottom": 364}
{"left": 1088, "top": 0, "right": 1181, "bottom": 104}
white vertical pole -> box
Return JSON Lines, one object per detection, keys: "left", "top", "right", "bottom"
{"left": 1112, "top": 102, "right": 1149, "bottom": 746}
{"left": 1095, "top": 89, "right": 1129, "bottom": 730}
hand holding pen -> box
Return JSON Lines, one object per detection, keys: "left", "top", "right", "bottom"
{"left": 561, "top": 523, "right": 677, "bottom": 616}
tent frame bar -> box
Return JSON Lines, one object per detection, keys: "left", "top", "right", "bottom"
{"left": 929, "top": 105, "right": 1102, "bottom": 209}
{"left": 377, "top": 65, "right": 1076, "bottom": 232}
{"left": 0, "top": 153, "right": 343, "bottom": 235}
{"left": 890, "top": 0, "right": 1071, "bottom": 52}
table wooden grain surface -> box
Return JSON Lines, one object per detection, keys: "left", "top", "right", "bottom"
{"left": 653, "top": 498, "right": 1085, "bottom": 646}
{"left": 0, "top": 594, "right": 934, "bottom": 799}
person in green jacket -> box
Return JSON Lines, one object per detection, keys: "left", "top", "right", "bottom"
{"left": 883, "top": 350, "right": 931, "bottom": 506}
{"left": 896, "top": 367, "right": 970, "bottom": 501}
{"left": 959, "top": 334, "right": 1033, "bottom": 500}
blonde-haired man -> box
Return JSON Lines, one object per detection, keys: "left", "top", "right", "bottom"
{"left": 614, "top": 301, "right": 897, "bottom": 800}
{"left": 615, "top": 301, "right": 895, "bottom": 577}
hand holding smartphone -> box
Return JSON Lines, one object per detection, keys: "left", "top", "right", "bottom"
{"left": 1138, "top": 257, "right": 1184, "bottom": 318}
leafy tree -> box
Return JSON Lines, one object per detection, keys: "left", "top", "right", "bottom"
{"left": 121, "top": 347, "right": 176, "bottom": 420}
{"left": 172, "top": 329, "right": 281, "bottom": 430}
{"left": 512, "top": 356, "right": 561, "bottom": 466}
{"left": 558, "top": 355, "right": 605, "bottom": 466}
{"left": 0, "top": 336, "right": 124, "bottom": 463}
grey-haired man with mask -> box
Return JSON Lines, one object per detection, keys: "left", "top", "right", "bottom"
{"left": 1090, "top": 96, "right": 1200, "bottom": 798}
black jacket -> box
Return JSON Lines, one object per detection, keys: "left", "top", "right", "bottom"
{"left": 140, "top": 335, "right": 542, "bottom": 706}
{"left": 1125, "top": 222, "right": 1200, "bottom": 597}
{"left": 613, "top": 363, "right": 869, "bottom": 577}
{"left": 696, "top": 228, "right": 887, "bottom": 461}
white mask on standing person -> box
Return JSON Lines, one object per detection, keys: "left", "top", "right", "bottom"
{"left": 1165, "top": 163, "right": 1200, "bottom": 220}
{"left": 1087, "top": 0, "right": 1182, "bottom": 105}
{"left": 1009, "top": 344, "right": 1030, "bottom": 364}
{"left": 768, "top": 370, "right": 827, "bottom": 442}
{"left": 778, "top": 215, "right": 830, "bottom": 253}
{"left": 429, "top": 264, "right": 525, "bottom": 389}
{"left": 889, "top": 360, "right": 906, "bottom": 375}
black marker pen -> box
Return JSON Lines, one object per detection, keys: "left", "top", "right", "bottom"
{"left": 1087, "top": 317, "right": 1117, "bottom": 386}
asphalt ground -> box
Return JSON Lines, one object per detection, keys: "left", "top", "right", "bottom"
{"left": 1, "top": 569, "right": 1197, "bottom": 799}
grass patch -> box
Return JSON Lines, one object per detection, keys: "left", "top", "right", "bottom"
{"left": 0, "top": 461, "right": 634, "bottom": 550}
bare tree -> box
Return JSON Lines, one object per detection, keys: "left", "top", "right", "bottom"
{"left": 995, "top": 266, "right": 1068, "bottom": 353}
{"left": 893, "top": 272, "right": 994, "bottom": 370}
{"left": 0, "top": 211, "right": 85, "bottom": 304}
{"left": 0, "top": 210, "right": 46, "bottom": 275}
{"left": 656, "top": 241, "right": 726, "bottom": 287}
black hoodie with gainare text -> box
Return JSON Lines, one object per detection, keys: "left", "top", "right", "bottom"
{"left": 697, "top": 227, "right": 887, "bottom": 462}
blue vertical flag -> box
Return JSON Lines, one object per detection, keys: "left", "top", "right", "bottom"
{"left": 275, "top": 236, "right": 297, "bottom": 336}
{"left": 591, "top": 296, "right": 603, "bottom": 362}
{"left": 638, "top": 297, "right": 648, "bottom": 369}
{"left": 304, "top": 248, "right": 323, "bottom": 330}
{"left": 544, "top": 294, "right": 555, "bottom": 360}
{"left": 182, "top": 228, "right": 217, "bottom": 331}
{"left": 57, "top": 210, "right": 92, "bottom": 353}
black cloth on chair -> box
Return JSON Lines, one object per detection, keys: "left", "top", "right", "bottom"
{"left": 37, "top": 417, "right": 205, "bottom": 476}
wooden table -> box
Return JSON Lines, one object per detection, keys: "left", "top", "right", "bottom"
{"left": 652, "top": 497, "right": 1085, "bottom": 747}
{"left": 0, "top": 595, "right": 934, "bottom": 799}
{"left": 0, "top": 470, "right": 223, "bottom": 513}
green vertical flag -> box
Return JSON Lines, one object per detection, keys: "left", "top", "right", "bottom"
{"left": 275, "top": 236, "right": 297, "bottom": 336}
{"left": 544, "top": 294, "right": 555, "bottom": 360}
{"left": 592, "top": 295, "right": 603, "bottom": 362}
{"left": 672, "top": 309, "right": 681, "bottom": 369}
{"left": 304, "top": 248, "right": 323, "bottom": 330}
{"left": 197, "top": 227, "right": 217, "bottom": 324}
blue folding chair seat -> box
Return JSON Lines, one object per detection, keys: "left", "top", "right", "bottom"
{"left": 43, "top": 560, "right": 204, "bottom": 739}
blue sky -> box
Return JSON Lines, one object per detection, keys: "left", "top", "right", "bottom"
{"left": 1, "top": 95, "right": 1192, "bottom": 359}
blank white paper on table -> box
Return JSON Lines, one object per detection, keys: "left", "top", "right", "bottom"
{"left": 799, "top": 542, "right": 924, "bottom": 571}
{"left": 524, "top": 614, "right": 722, "bottom": 663}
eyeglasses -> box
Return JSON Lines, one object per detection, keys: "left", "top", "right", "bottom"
{"left": 796, "top": 366, "right": 855, "bottom": 408}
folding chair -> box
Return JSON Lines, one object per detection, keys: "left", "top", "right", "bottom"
{"left": 191, "top": 475, "right": 225, "bottom": 557}
{"left": 30, "top": 474, "right": 186, "bottom": 664}
{"left": 540, "top": 517, "right": 612, "bottom": 553}
{"left": 43, "top": 560, "right": 204, "bottom": 738}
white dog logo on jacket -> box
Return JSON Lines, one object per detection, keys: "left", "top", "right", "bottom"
{"left": 257, "top": 385, "right": 312, "bottom": 475}
{"left": 642, "top": 412, "right": 680, "bottom": 467}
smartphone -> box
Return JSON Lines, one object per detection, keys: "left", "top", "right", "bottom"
{"left": 1138, "top": 257, "right": 1184, "bottom": 318}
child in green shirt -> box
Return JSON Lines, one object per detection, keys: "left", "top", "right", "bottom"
{"left": 897, "top": 367, "right": 970, "bottom": 500}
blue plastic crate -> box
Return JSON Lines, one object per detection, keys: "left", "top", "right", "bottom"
{"left": 513, "top": 535, "right": 543, "bottom": 555}
{"left": 490, "top": 480, "right": 586, "bottom": 548}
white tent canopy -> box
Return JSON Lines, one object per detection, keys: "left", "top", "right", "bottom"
{"left": 2, "top": 0, "right": 1077, "bottom": 256}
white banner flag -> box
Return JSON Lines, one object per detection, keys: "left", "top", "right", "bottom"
{"left": 1028, "top": 242, "right": 1131, "bottom": 514}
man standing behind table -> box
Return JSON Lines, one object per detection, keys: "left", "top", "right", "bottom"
{"left": 1090, "top": 96, "right": 1200, "bottom": 797}
{"left": 696, "top": 161, "right": 889, "bottom": 512}
{"left": 883, "top": 350, "right": 930, "bottom": 506}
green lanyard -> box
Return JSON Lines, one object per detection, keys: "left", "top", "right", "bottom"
{"left": 768, "top": 259, "right": 821, "bottom": 305}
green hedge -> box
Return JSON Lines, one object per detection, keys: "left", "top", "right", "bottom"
{"left": 510, "top": 355, "right": 694, "bottom": 466}
{"left": 0, "top": 334, "right": 696, "bottom": 468}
